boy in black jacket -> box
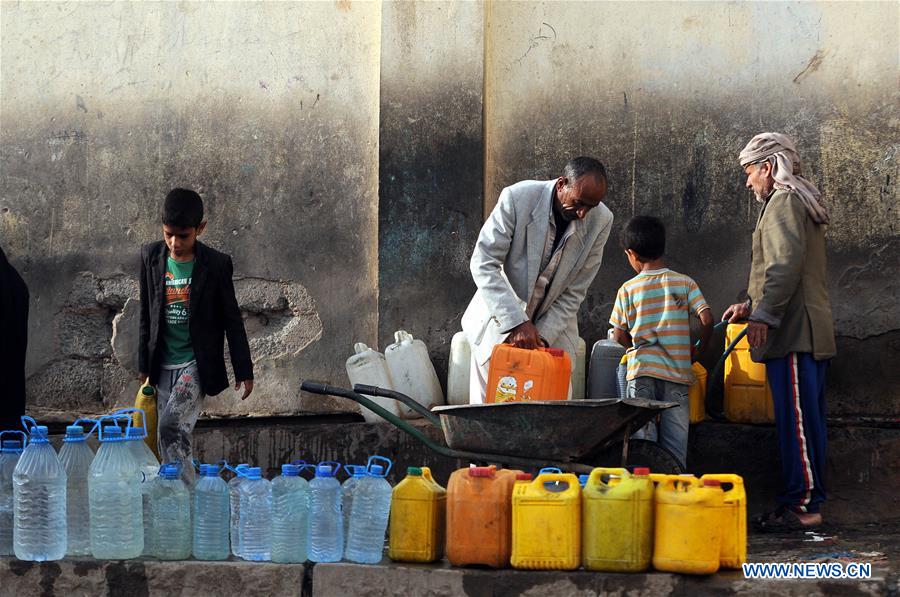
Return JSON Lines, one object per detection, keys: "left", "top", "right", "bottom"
{"left": 138, "top": 188, "right": 253, "bottom": 480}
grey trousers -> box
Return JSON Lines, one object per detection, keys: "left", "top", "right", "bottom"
{"left": 157, "top": 362, "right": 205, "bottom": 483}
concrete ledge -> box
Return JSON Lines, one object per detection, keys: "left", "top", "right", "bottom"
{"left": 0, "top": 557, "right": 309, "bottom": 597}
{"left": 311, "top": 560, "right": 895, "bottom": 597}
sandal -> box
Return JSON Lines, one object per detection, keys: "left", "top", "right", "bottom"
{"left": 754, "top": 507, "right": 821, "bottom": 533}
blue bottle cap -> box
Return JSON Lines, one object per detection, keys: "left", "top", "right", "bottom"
{"left": 370, "top": 465, "right": 384, "bottom": 476}
{"left": 281, "top": 464, "right": 300, "bottom": 477}
{"left": 29, "top": 426, "right": 50, "bottom": 443}
{"left": 200, "top": 464, "right": 220, "bottom": 476}
{"left": 316, "top": 464, "right": 335, "bottom": 477}
{"left": 348, "top": 465, "right": 368, "bottom": 477}
{"left": 236, "top": 463, "right": 249, "bottom": 470}
{"left": 160, "top": 465, "right": 180, "bottom": 480}
{"left": 64, "top": 426, "right": 87, "bottom": 442}
{"left": 578, "top": 474, "right": 589, "bottom": 487}
{"left": 1, "top": 440, "right": 23, "bottom": 453}
{"left": 245, "top": 467, "right": 262, "bottom": 480}
{"left": 102, "top": 426, "right": 124, "bottom": 441}
{"left": 126, "top": 427, "right": 145, "bottom": 439}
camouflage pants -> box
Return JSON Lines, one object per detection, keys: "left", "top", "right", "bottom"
{"left": 157, "top": 362, "right": 205, "bottom": 483}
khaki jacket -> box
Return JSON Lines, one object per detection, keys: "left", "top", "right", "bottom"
{"left": 747, "top": 189, "right": 836, "bottom": 362}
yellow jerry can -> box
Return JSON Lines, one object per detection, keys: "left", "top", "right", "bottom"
{"left": 700, "top": 473, "right": 747, "bottom": 568}
{"left": 388, "top": 467, "right": 446, "bottom": 562}
{"left": 724, "top": 323, "right": 775, "bottom": 423}
{"left": 511, "top": 472, "right": 581, "bottom": 570}
{"left": 653, "top": 476, "right": 724, "bottom": 575}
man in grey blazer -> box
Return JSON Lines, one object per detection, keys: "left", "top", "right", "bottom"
{"left": 462, "top": 157, "right": 613, "bottom": 403}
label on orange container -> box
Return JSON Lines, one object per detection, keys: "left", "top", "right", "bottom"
{"left": 486, "top": 345, "right": 572, "bottom": 402}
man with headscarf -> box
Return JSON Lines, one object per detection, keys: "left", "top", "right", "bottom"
{"left": 0, "top": 246, "right": 29, "bottom": 431}
{"left": 723, "top": 133, "right": 835, "bottom": 532}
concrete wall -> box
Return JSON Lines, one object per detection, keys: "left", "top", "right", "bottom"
{"left": 1, "top": 2, "right": 381, "bottom": 420}
{"left": 2, "top": 1, "right": 897, "bottom": 421}
{"left": 484, "top": 1, "right": 899, "bottom": 415}
{"left": 378, "top": 1, "right": 484, "bottom": 386}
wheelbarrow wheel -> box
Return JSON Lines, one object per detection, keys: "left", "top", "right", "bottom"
{"left": 589, "top": 439, "right": 684, "bottom": 475}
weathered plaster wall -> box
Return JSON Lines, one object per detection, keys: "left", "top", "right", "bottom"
{"left": 378, "top": 1, "right": 484, "bottom": 385}
{"left": 1, "top": 1, "right": 381, "bottom": 420}
{"left": 484, "top": 1, "right": 899, "bottom": 415}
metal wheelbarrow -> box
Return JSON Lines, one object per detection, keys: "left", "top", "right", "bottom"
{"left": 300, "top": 381, "right": 684, "bottom": 474}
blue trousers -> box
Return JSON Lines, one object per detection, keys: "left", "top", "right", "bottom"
{"left": 765, "top": 352, "right": 829, "bottom": 514}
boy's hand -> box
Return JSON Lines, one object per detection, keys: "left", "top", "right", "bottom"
{"left": 722, "top": 301, "right": 751, "bottom": 323}
{"left": 138, "top": 372, "right": 148, "bottom": 385}
{"left": 690, "top": 344, "right": 704, "bottom": 363}
{"left": 236, "top": 379, "right": 254, "bottom": 400}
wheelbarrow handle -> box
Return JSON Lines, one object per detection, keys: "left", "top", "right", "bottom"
{"left": 301, "top": 380, "right": 441, "bottom": 432}
{"left": 352, "top": 384, "right": 441, "bottom": 426}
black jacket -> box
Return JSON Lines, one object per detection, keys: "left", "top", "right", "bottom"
{"left": 138, "top": 240, "right": 253, "bottom": 396}
{"left": 0, "top": 246, "right": 29, "bottom": 431}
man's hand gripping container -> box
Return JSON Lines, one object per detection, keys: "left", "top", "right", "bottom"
{"left": 487, "top": 345, "right": 572, "bottom": 403}
{"left": 582, "top": 467, "right": 654, "bottom": 572}
{"left": 511, "top": 472, "right": 581, "bottom": 570}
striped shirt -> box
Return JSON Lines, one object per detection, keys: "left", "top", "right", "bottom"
{"left": 609, "top": 269, "right": 709, "bottom": 385}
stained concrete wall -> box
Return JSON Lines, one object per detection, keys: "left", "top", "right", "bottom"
{"left": 2, "top": 1, "right": 897, "bottom": 422}
{"left": 1, "top": 1, "right": 381, "bottom": 420}
{"left": 484, "top": 1, "right": 899, "bottom": 415}
{"left": 378, "top": 1, "right": 484, "bottom": 385}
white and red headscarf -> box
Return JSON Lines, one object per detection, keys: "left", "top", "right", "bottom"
{"left": 739, "top": 132, "right": 829, "bottom": 225}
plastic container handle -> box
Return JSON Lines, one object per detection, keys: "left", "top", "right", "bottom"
{"left": 394, "top": 330, "right": 413, "bottom": 343}
{"left": 539, "top": 467, "right": 562, "bottom": 475}
{"left": 319, "top": 461, "right": 342, "bottom": 476}
{"left": 73, "top": 418, "right": 100, "bottom": 438}
{"left": 700, "top": 473, "right": 743, "bottom": 493}
{"left": 588, "top": 467, "right": 629, "bottom": 487}
{"left": 366, "top": 455, "right": 393, "bottom": 477}
{"left": 96, "top": 414, "right": 132, "bottom": 441}
{"left": 535, "top": 472, "right": 577, "bottom": 490}
{"left": 20, "top": 415, "right": 38, "bottom": 434}
{"left": 0, "top": 430, "right": 27, "bottom": 448}
{"left": 112, "top": 408, "right": 145, "bottom": 436}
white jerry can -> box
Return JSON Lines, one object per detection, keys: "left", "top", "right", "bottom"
{"left": 572, "top": 337, "right": 587, "bottom": 400}
{"left": 384, "top": 330, "right": 445, "bottom": 419}
{"left": 446, "top": 331, "right": 472, "bottom": 406}
{"left": 345, "top": 342, "right": 402, "bottom": 423}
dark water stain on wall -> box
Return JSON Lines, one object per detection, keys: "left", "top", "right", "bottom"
{"left": 378, "top": 87, "right": 483, "bottom": 388}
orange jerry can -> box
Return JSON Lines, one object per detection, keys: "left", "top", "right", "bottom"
{"left": 486, "top": 345, "right": 572, "bottom": 403}
{"left": 446, "top": 466, "right": 521, "bottom": 568}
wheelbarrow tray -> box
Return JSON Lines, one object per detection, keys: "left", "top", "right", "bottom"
{"left": 431, "top": 398, "right": 676, "bottom": 461}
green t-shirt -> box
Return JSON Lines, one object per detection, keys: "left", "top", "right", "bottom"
{"left": 161, "top": 256, "right": 195, "bottom": 366}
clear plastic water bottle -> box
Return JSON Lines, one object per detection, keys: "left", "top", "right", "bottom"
{"left": 125, "top": 426, "right": 161, "bottom": 483}
{"left": 271, "top": 464, "right": 310, "bottom": 563}
{"left": 227, "top": 463, "right": 249, "bottom": 557}
{"left": 58, "top": 420, "right": 96, "bottom": 556}
{"left": 13, "top": 423, "right": 67, "bottom": 561}
{"left": 193, "top": 464, "right": 230, "bottom": 561}
{"left": 238, "top": 467, "right": 272, "bottom": 561}
{"left": 0, "top": 432, "right": 26, "bottom": 556}
{"left": 123, "top": 424, "right": 161, "bottom": 556}
{"left": 309, "top": 462, "right": 343, "bottom": 563}
{"left": 89, "top": 423, "right": 143, "bottom": 559}
{"left": 341, "top": 465, "right": 367, "bottom": 549}
{"left": 144, "top": 464, "right": 191, "bottom": 560}
{"left": 345, "top": 464, "right": 393, "bottom": 564}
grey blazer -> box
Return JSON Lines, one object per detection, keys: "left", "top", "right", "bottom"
{"left": 462, "top": 179, "right": 614, "bottom": 366}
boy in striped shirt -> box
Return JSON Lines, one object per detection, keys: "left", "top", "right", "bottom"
{"left": 609, "top": 216, "right": 713, "bottom": 468}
